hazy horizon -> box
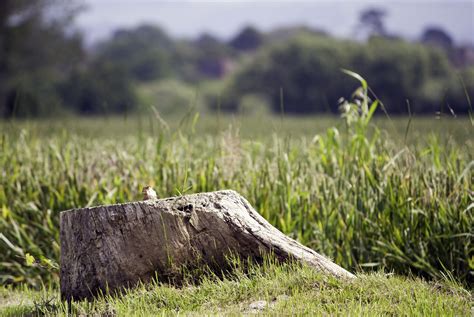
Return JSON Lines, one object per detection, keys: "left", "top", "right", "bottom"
{"left": 76, "top": 0, "right": 474, "bottom": 45}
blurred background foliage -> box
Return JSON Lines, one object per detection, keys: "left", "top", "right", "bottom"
{"left": 0, "top": 0, "right": 473, "bottom": 118}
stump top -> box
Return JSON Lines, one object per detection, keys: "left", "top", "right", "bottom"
{"left": 61, "top": 189, "right": 240, "bottom": 215}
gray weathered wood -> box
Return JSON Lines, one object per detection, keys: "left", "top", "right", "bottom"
{"left": 60, "top": 190, "right": 355, "bottom": 301}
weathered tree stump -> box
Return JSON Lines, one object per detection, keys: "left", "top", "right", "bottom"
{"left": 60, "top": 190, "right": 355, "bottom": 301}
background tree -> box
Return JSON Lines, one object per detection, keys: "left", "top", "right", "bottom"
{"left": 224, "top": 35, "right": 359, "bottom": 113}
{"left": 0, "top": 0, "right": 140, "bottom": 118}
{"left": 59, "top": 62, "right": 137, "bottom": 115}
{"left": 421, "top": 27, "right": 454, "bottom": 51}
{"left": 229, "top": 26, "right": 263, "bottom": 52}
{"left": 357, "top": 8, "right": 388, "bottom": 39}
{"left": 0, "top": 0, "right": 84, "bottom": 117}
{"left": 95, "top": 25, "right": 173, "bottom": 82}
{"left": 223, "top": 34, "right": 462, "bottom": 115}
{"left": 194, "top": 33, "right": 235, "bottom": 78}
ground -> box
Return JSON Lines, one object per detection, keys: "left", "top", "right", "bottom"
{"left": 0, "top": 263, "right": 471, "bottom": 316}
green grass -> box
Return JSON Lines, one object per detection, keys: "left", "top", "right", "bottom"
{"left": 0, "top": 111, "right": 472, "bottom": 289}
{"left": 0, "top": 109, "right": 472, "bottom": 314}
{"left": 1, "top": 113, "right": 472, "bottom": 141}
{"left": 0, "top": 71, "right": 473, "bottom": 316}
{"left": 0, "top": 261, "right": 472, "bottom": 316}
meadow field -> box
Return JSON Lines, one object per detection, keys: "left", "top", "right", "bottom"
{"left": 0, "top": 111, "right": 472, "bottom": 315}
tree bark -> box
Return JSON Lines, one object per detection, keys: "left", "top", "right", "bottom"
{"left": 60, "top": 190, "right": 355, "bottom": 301}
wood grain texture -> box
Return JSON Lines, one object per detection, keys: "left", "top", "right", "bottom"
{"left": 60, "top": 190, "right": 355, "bottom": 301}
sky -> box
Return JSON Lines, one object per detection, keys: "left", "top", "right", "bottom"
{"left": 75, "top": 0, "right": 474, "bottom": 45}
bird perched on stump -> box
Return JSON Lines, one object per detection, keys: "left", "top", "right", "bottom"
{"left": 142, "top": 186, "right": 158, "bottom": 200}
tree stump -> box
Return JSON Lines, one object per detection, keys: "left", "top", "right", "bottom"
{"left": 60, "top": 190, "right": 355, "bottom": 301}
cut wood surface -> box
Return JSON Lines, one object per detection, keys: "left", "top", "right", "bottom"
{"left": 60, "top": 190, "right": 355, "bottom": 301}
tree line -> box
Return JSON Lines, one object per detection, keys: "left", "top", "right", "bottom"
{"left": 0, "top": 0, "right": 472, "bottom": 118}
{"left": 224, "top": 35, "right": 474, "bottom": 115}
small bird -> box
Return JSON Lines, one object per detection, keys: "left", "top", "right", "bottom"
{"left": 142, "top": 186, "right": 158, "bottom": 200}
